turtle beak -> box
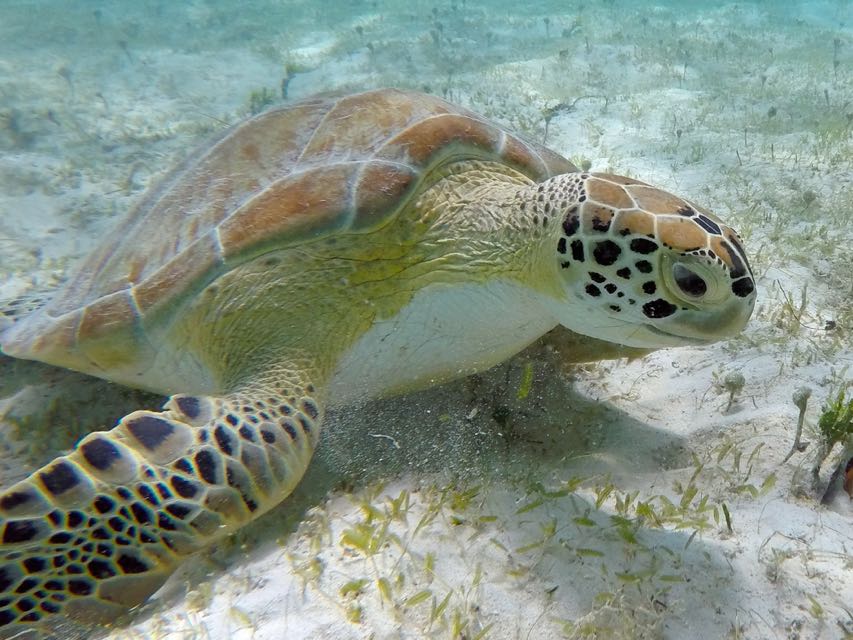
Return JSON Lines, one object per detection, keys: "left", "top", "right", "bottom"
{"left": 652, "top": 287, "right": 756, "bottom": 345}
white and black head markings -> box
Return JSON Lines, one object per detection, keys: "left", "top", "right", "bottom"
{"left": 550, "top": 173, "right": 755, "bottom": 322}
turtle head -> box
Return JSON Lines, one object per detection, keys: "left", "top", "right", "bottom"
{"left": 542, "top": 172, "right": 755, "bottom": 349}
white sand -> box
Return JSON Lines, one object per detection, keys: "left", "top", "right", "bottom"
{"left": 0, "top": 1, "right": 851, "bottom": 639}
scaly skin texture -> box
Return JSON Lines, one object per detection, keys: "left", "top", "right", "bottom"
{"left": 0, "top": 381, "right": 321, "bottom": 639}
{"left": 0, "top": 161, "right": 755, "bottom": 638}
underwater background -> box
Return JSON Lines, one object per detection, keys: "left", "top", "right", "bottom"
{"left": 0, "top": 0, "right": 851, "bottom": 638}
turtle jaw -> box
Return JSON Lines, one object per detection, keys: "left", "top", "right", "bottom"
{"left": 550, "top": 312, "right": 715, "bottom": 350}
{"left": 642, "top": 323, "right": 729, "bottom": 347}
{"left": 645, "top": 291, "right": 756, "bottom": 345}
{"left": 644, "top": 324, "right": 717, "bottom": 346}
{"left": 549, "top": 309, "right": 747, "bottom": 351}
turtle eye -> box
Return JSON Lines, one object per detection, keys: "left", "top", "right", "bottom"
{"left": 672, "top": 263, "right": 707, "bottom": 297}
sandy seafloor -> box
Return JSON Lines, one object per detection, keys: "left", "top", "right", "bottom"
{"left": 0, "top": 0, "right": 852, "bottom": 638}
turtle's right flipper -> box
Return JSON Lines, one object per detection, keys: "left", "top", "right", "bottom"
{"left": 0, "top": 377, "right": 322, "bottom": 637}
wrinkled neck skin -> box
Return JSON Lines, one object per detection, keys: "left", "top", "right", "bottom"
{"left": 410, "top": 161, "right": 566, "bottom": 296}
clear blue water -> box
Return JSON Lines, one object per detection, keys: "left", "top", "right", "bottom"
{"left": 0, "top": 1, "right": 851, "bottom": 639}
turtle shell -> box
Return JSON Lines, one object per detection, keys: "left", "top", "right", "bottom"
{"left": 1, "top": 88, "right": 577, "bottom": 379}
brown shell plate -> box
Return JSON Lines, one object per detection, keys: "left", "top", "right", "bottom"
{"left": 1, "top": 88, "right": 577, "bottom": 371}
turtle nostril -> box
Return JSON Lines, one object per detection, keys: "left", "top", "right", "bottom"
{"left": 673, "top": 264, "right": 707, "bottom": 297}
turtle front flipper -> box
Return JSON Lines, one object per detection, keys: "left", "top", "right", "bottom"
{"left": 0, "top": 377, "right": 323, "bottom": 637}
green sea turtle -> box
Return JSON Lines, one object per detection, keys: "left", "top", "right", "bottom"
{"left": 0, "top": 88, "right": 755, "bottom": 636}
